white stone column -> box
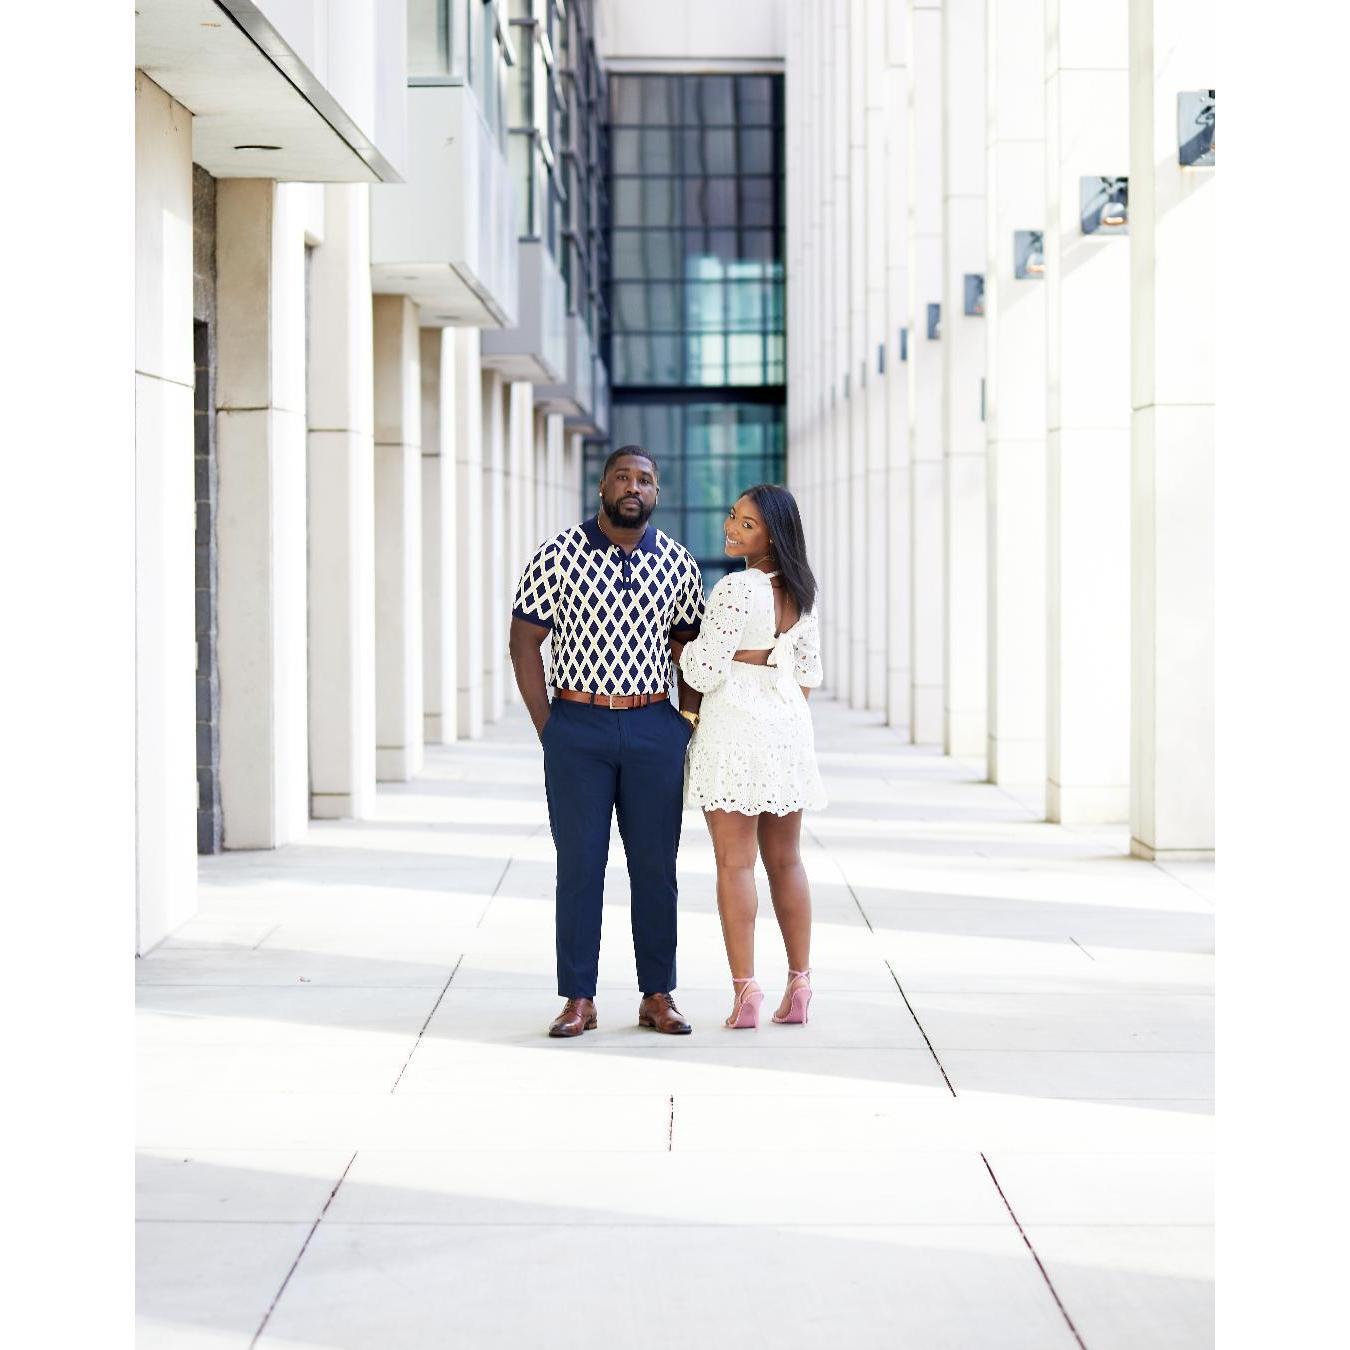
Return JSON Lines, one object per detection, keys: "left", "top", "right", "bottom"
{"left": 420, "top": 326, "right": 458, "bottom": 746}
{"left": 481, "top": 368, "right": 508, "bottom": 721}
{"left": 884, "top": 5, "right": 913, "bottom": 732}
{"left": 565, "top": 431, "right": 584, "bottom": 525}
{"left": 134, "top": 73, "right": 197, "bottom": 943}
{"left": 862, "top": 0, "right": 889, "bottom": 712}
{"left": 907, "top": 0, "right": 945, "bottom": 745}
{"left": 545, "top": 413, "right": 565, "bottom": 538}
{"left": 1044, "top": 0, "right": 1131, "bottom": 822}
{"left": 941, "top": 0, "right": 988, "bottom": 759}
{"left": 828, "top": 1, "right": 851, "bottom": 700}
{"left": 454, "top": 329, "right": 485, "bottom": 738}
{"left": 1128, "top": 0, "right": 1214, "bottom": 857}
{"left": 847, "top": 0, "right": 869, "bottom": 710}
{"left": 985, "top": 0, "right": 1048, "bottom": 788}
{"left": 215, "top": 179, "right": 312, "bottom": 847}
{"left": 307, "top": 183, "right": 376, "bottom": 820}
{"left": 372, "top": 294, "right": 424, "bottom": 781}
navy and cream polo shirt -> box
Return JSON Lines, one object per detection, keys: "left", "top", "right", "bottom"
{"left": 512, "top": 516, "right": 705, "bottom": 696}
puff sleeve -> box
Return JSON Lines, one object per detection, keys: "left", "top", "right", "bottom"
{"left": 792, "top": 610, "right": 824, "bottom": 689}
{"left": 678, "top": 573, "right": 752, "bottom": 694}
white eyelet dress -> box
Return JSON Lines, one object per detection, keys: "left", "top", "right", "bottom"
{"left": 679, "top": 569, "right": 828, "bottom": 816}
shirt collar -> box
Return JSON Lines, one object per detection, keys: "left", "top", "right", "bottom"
{"left": 581, "top": 515, "right": 660, "bottom": 555}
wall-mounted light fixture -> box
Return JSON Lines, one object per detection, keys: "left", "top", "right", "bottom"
{"left": 963, "top": 274, "right": 985, "bottom": 317}
{"left": 1014, "top": 230, "right": 1045, "bottom": 279}
{"left": 878, "top": 342, "right": 886, "bottom": 376}
{"left": 1178, "top": 90, "right": 1215, "bottom": 167}
{"left": 899, "top": 327, "right": 909, "bottom": 362}
{"left": 1080, "top": 177, "right": 1129, "bottom": 234}
{"left": 927, "top": 303, "right": 941, "bottom": 340}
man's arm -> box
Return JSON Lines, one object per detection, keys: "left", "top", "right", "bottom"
{"left": 509, "top": 618, "right": 553, "bottom": 738}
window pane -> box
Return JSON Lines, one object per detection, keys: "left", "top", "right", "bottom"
{"left": 737, "top": 128, "right": 774, "bottom": 173}
{"left": 686, "top": 334, "right": 726, "bottom": 385}
{"left": 683, "top": 75, "right": 735, "bottom": 124}
{"left": 681, "top": 129, "right": 735, "bottom": 174}
{"left": 686, "top": 281, "right": 725, "bottom": 332}
{"left": 611, "top": 229, "right": 681, "bottom": 279}
{"left": 683, "top": 178, "right": 736, "bottom": 228}
{"left": 739, "top": 178, "right": 776, "bottom": 228}
{"left": 611, "top": 127, "right": 678, "bottom": 173}
{"left": 736, "top": 75, "right": 776, "bottom": 125}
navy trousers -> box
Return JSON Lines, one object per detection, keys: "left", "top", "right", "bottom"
{"left": 541, "top": 698, "right": 693, "bottom": 999}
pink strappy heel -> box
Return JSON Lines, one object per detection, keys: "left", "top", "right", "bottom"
{"left": 772, "top": 969, "right": 813, "bottom": 1025}
{"left": 725, "top": 976, "right": 763, "bottom": 1029}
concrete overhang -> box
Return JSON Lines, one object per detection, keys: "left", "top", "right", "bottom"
{"left": 135, "top": 0, "right": 400, "bottom": 183}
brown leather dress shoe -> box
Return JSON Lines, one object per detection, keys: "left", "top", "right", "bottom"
{"left": 549, "top": 997, "right": 597, "bottom": 1038}
{"left": 638, "top": 991, "right": 692, "bottom": 1035}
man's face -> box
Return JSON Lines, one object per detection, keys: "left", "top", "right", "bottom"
{"left": 599, "top": 455, "right": 659, "bottom": 529}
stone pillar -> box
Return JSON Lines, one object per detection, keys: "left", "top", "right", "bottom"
{"left": 907, "top": 0, "right": 945, "bottom": 744}
{"left": 215, "top": 180, "right": 312, "bottom": 847}
{"left": 545, "top": 413, "right": 565, "bottom": 538}
{"left": 828, "top": 1, "right": 851, "bottom": 699}
{"left": 1044, "top": 0, "right": 1131, "bottom": 822}
{"left": 884, "top": 3, "right": 913, "bottom": 731}
{"left": 454, "top": 329, "right": 485, "bottom": 738}
{"left": 1128, "top": 0, "right": 1214, "bottom": 857}
{"left": 941, "top": 0, "right": 988, "bottom": 759}
{"left": 307, "top": 183, "right": 376, "bottom": 820}
{"left": 134, "top": 73, "right": 197, "bottom": 945}
{"left": 372, "top": 294, "right": 423, "bottom": 781}
{"left": 862, "top": 0, "right": 889, "bottom": 712}
{"left": 481, "top": 368, "right": 508, "bottom": 722}
{"left": 503, "top": 381, "right": 534, "bottom": 707}
{"left": 421, "top": 326, "right": 458, "bottom": 746}
{"left": 985, "top": 0, "right": 1048, "bottom": 788}
{"left": 847, "top": 0, "right": 869, "bottom": 711}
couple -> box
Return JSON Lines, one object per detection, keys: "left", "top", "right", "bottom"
{"left": 508, "top": 445, "right": 827, "bottom": 1039}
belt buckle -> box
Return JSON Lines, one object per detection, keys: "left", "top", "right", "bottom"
{"left": 605, "top": 693, "right": 618, "bottom": 710}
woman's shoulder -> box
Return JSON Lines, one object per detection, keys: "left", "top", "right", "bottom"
{"left": 710, "top": 569, "right": 759, "bottom": 598}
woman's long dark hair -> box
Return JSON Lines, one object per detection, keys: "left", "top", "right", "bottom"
{"left": 741, "top": 483, "right": 817, "bottom": 615}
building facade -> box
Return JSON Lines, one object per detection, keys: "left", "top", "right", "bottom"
{"left": 130, "top": 0, "right": 1211, "bottom": 953}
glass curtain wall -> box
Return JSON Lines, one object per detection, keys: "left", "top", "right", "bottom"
{"left": 601, "top": 73, "right": 786, "bottom": 588}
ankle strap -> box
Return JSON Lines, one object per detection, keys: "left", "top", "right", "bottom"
{"left": 788, "top": 968, "right": 811, "bottom": 977}
{"left": 731, "top": 975, "right": 757, "bottom": 983}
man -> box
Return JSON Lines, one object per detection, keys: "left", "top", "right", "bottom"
{"left": 509, "top": 446, "right": 706, "bottom": 1038}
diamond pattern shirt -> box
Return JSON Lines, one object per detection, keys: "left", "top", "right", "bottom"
{"left": 512, "top": 517, "right": 706, "bottom": 696}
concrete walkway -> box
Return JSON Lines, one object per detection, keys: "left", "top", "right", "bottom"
{"left": 136, "top": 697, "right": 1214, "bottom": 1349}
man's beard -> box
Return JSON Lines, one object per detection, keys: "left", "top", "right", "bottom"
{"left": 601, "top": 493, "right": 655, "bottom": 529}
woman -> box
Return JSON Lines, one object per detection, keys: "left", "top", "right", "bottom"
{"left": 678, "top": 484, "right": 827, "bottom": 1029}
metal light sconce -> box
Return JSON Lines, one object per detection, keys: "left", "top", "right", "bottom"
{"left": 899, "top": 327, "right": 909, "bottom": 362}
{"left": 1080, "top": 177, "right": 1129, "bottom": 235}
{"left": 927, "top": 303, "right": 941, "bottom": 340}
{"left": 1014, "top": 230, "right": 1045, "bottom": 279}
{"left": 963, "top": 274, "right": 985, "bottom": 317}
{"left": 1179, "top": 90, "right": 1215, "bottom": 167}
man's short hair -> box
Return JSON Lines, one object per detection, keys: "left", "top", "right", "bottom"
{"left": 602, "top": 444, "right": 659, "bottom": 479}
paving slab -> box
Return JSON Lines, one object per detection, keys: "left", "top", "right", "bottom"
{"left": 137, "top": 696, "right": 1213, "bottom": 1350}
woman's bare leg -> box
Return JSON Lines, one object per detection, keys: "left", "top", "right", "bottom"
{"left": 704, "top": 810, "right": 761, "bottom": 993}
{"left": 757, "top": 811, "right": 812, "bottom": 1018}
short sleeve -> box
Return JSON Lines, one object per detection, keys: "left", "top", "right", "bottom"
{"left": 670, "top": 556, "right": 705, "bottom": 638}
{"left": 512, "top": 540, "right": 556, "bottom": 630}
{"left": 678, "top": 573, "right": 751, "bottom": 695}
{"left": 793, "top": 610, "right": 823, "bottom": 688}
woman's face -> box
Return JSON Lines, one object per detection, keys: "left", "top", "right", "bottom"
{"left": 723, "top": 495, "right": 769, "bottom": 560}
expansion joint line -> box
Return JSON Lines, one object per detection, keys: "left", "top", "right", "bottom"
{"left": 802, "top": 822, "right": 873, "bottom": 932}
{"left": 884, "top": 959, "right": 957, "bottom": 1098}
{"left": 980, "top": 1153, "right": 1088, "bottom": 1350}
{"left": 667, "top": 1095, "right": 675, "bottom": 1152}
{"left": 251, "top": 1150, "right": 358, "bottom": 1348}
{"left": 390, "top": 954, "right": 464, "bottom": 1093}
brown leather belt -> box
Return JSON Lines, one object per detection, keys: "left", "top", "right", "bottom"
{"left": 553, "top": 688, "right": 668, "bottom": 710}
